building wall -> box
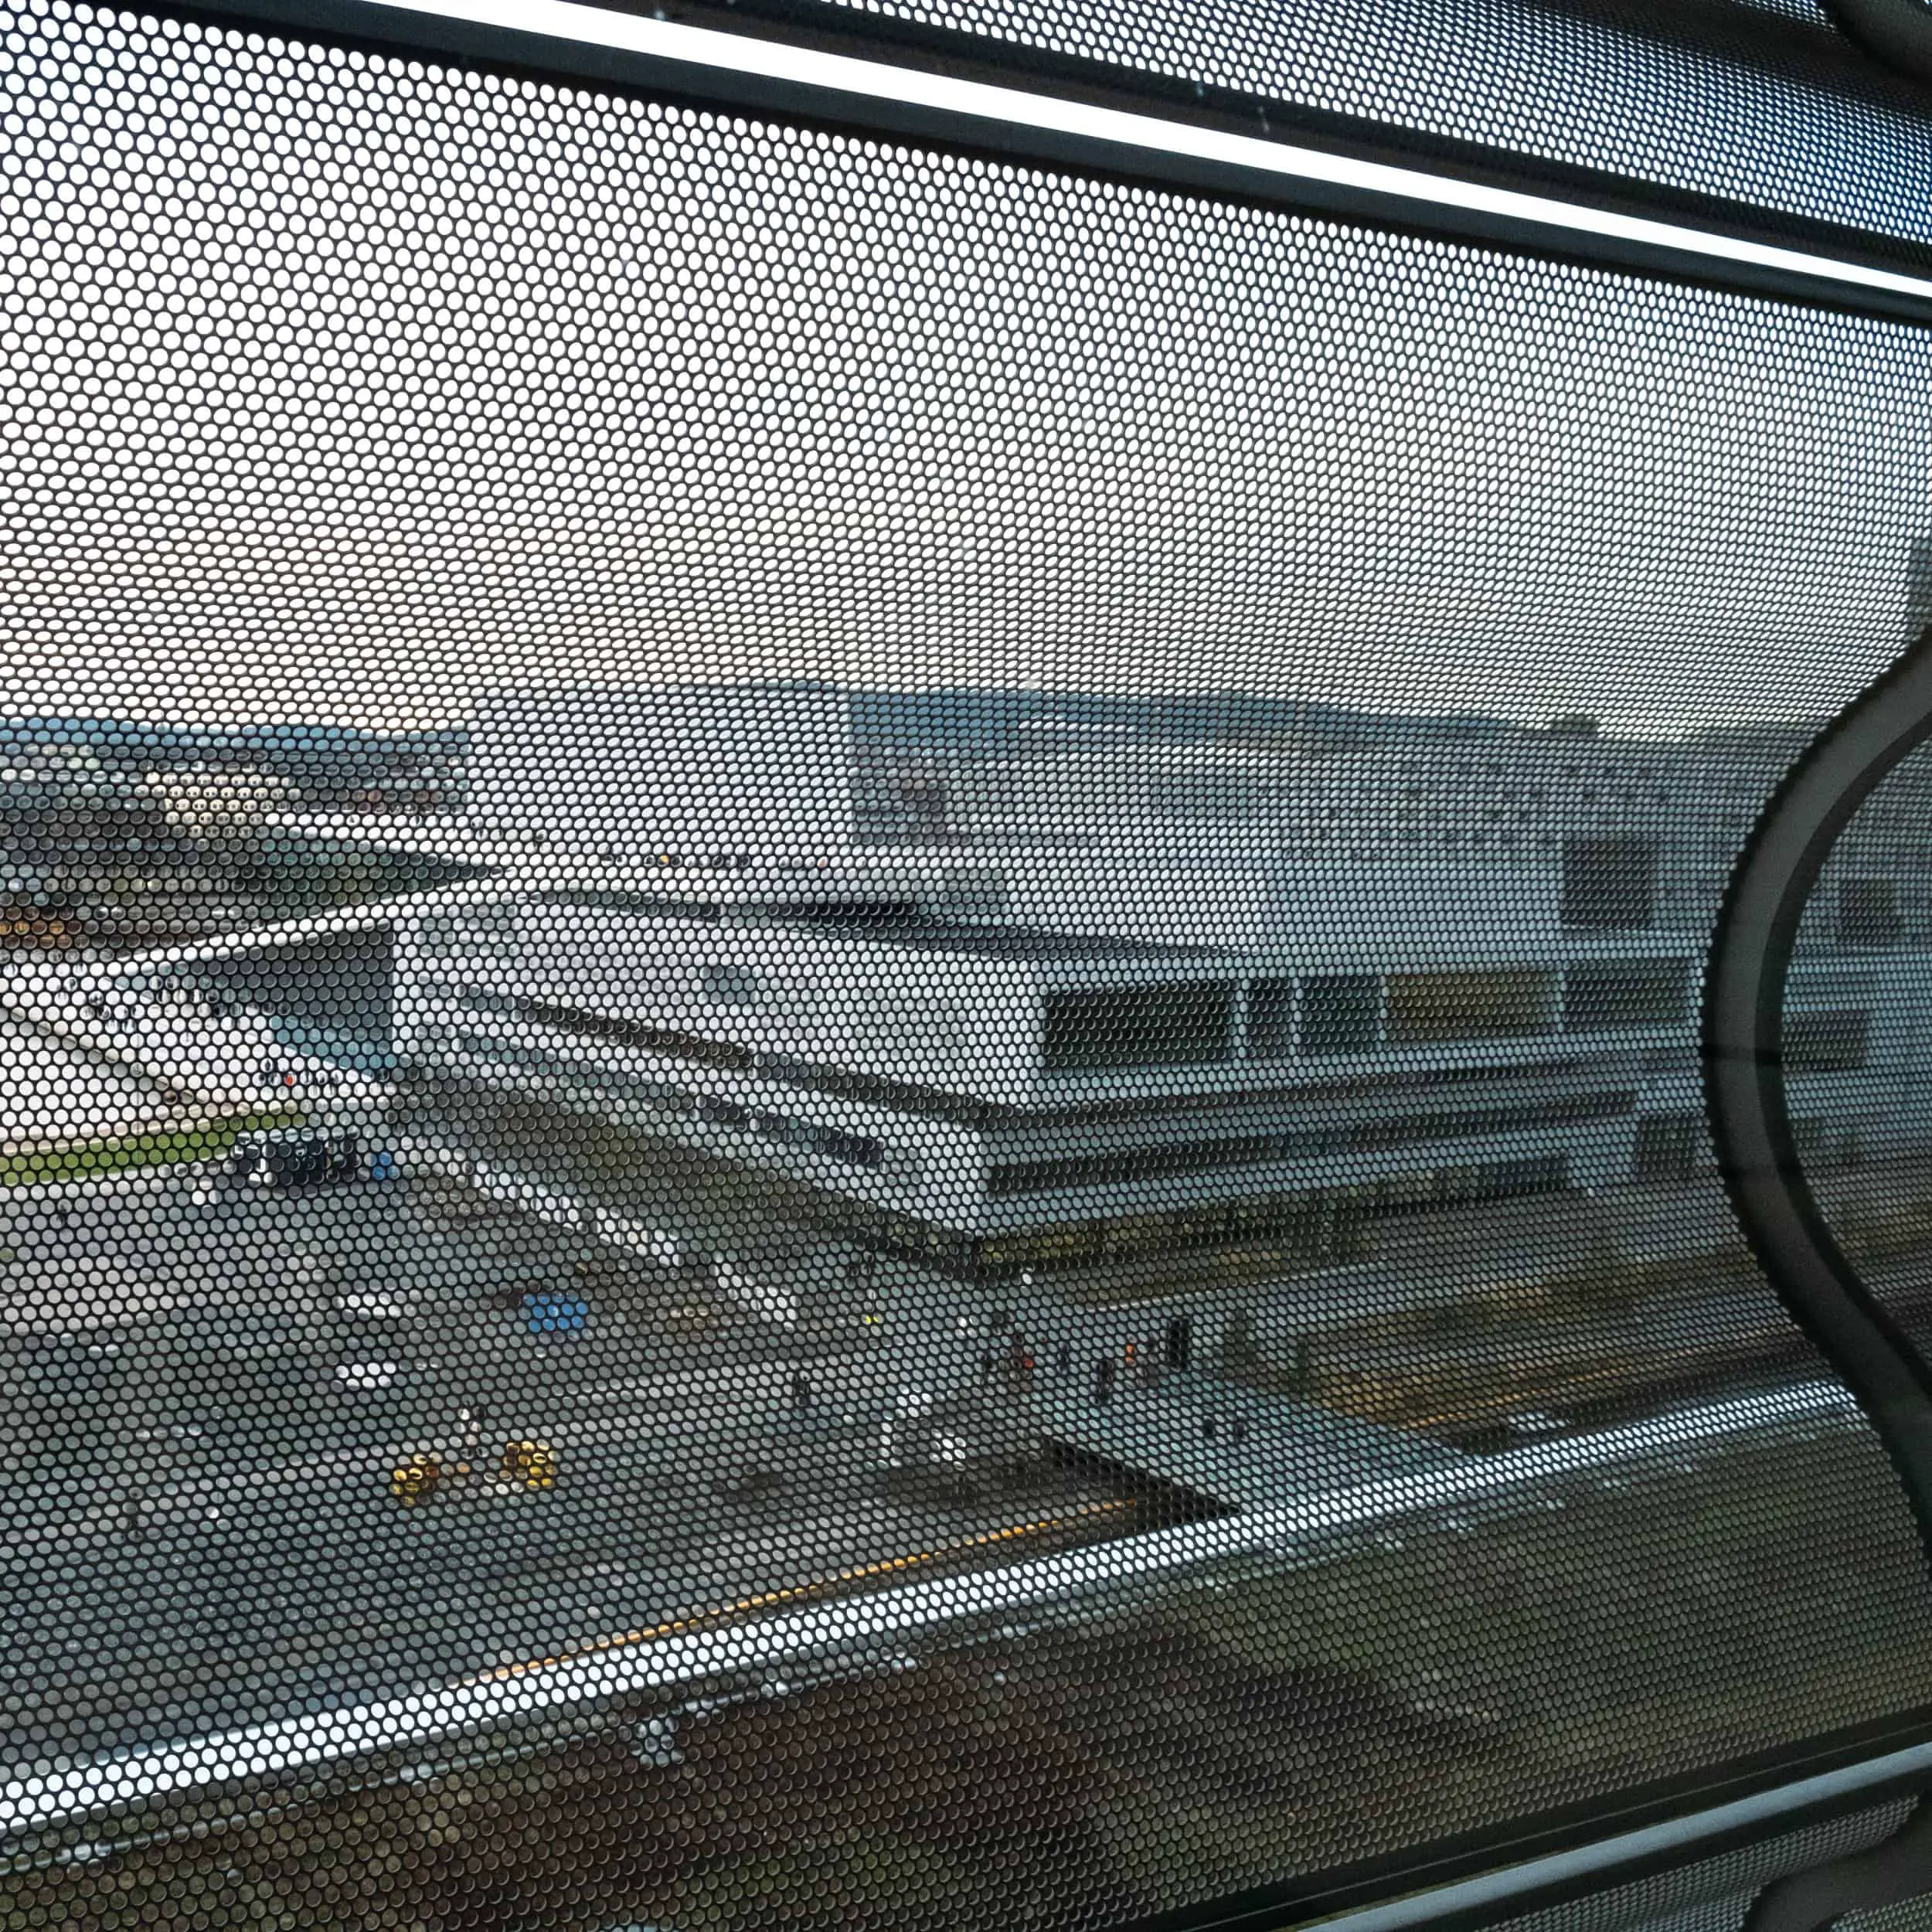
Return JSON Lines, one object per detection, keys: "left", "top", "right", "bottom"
{"left": 419, "top": 1017, "right": 988, "bottom": 1226}
{"left": 406, "top": 898, "right": 1046, "bottom": 1105}
{"left": 988, "top": 849, "right": 1573, "bottom": 956}
{"left": 463, "top": 683, "right": 855, "bottom": 865}
{"left": 396, "top": 872, "right": 1697, "bottom": 1237}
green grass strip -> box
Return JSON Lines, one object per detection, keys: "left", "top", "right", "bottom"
{"left": 0, "top": 1109, "right": 308, "bottom": 1187}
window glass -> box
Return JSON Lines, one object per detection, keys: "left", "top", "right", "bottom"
{"left": 1562, "top": 836, "right": 1661, "bottom": 932}
{"left": 1565, "top": 960, "right": 1695, "bottom": 1030}
{"left": 1043, "top": 983, "right": 1238, "bottom": 1071}
{"left": 1385, "top": 968, "right": 1558, "bottom": 1043}
{"left": 1298, "top": 974, "right": 1384, "bottom": 1055}
{"left": 1248, "top": 976, "right": 1298, "bottom": 1056}
{"left": 1784, "top": 1008, "right": 1873, "bottom": 1074}
{"left": 5, "top": 9, "right": 1932, "bottom": 1931}
{"left": 1839, "top": 877, "right": 1906, "bottom": 948}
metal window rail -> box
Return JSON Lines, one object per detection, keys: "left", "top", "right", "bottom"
{"left": 1826, "top": 0, "right": 1932, "bottom": 87}
{"left": 132, "top": 0, "right": 1932, "bottom": 327}
{"left": 3, "top": 1387, "right": 1919, "bottom": 1924}
{"left": 1703, "top": 638, "right": 1932, "bottom": 1932}
{"left": 35, "top": 0, "right": 1932, "bottom": 1925}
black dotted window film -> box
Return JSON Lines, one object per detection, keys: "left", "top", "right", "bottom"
{"left": 679, "top": 0, "right": 1932, "bottom": 259}
{"left": 8, "top": 5, "right": 1932, "bottom": 1929}
{"left": 1849, "top": 1901, "right": 1932, "bottom": 1931}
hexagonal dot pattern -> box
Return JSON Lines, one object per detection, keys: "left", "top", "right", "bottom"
{"left": 5, "top": 3, "right": 1932, "bottom": 1929}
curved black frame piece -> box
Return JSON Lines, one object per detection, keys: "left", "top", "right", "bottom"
{"left": 1746, "top": 1794, "right": 1932, "bottom": 1932}
{"left": 1704, "top": 631, "right": 1932, "bottom": 1561}
{"left": 1824, "top": 0, "right": 1932, "bottom": 89}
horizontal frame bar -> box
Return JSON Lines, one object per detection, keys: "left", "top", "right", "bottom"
{"left": 137, "top": 0, "right": 1932, "bottom": 329}
{"left": 22, "top": 1384, "right": 1932, "bottom": 1932}
{"left": 1277, "top": 1736, "right": 1932, "bottom": 1932}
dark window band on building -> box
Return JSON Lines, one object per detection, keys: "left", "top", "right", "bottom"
{"left": 1838, "top": 877, "right": 1904, "bottom": 949}
{"left": 1633, "top": 1112, "right": 1709, "bottom": 1183}
{"left": 1783, "top": 1008, "right": 1872, "bottom": 1074}
{"left": 987, "top": 1091, "right": 1631, "bottom": 1196}
{"left": 975, "top": 1154, "right": 1573, "bottom": 1274}
{"left": 450, "top": 1033, "right": 699, "bottom": 1111}
{"left": 752, "top": 1113, "right": 886, "bottom": 1169}
{"left": 1248, "top": 976, "right": 1298, "bottom": 1056}
{"left": 1386, "top": 968, "right": 1558, "bottom": 1043}
{"left": 1561, "top": 835, "right": 1658, "bottom": 930}
{"left": 438, "top": 984, "right": 1662, "bottom": 1132}
{"left": 1043, "top": 981, "right": 1236, "bottom": 1070}
{"left": 1563, "top": 959, "right": 1693, "bottom": 1029}
{"left": 1298, "top": 973, "right": 1382, "bottom": 1055}
{"left": 512, "top": 996, "right": 760, "bottom": 1072}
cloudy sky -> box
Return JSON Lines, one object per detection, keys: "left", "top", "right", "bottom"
{"left": 2, "top": 0, "right": 1929, "bottom": 736}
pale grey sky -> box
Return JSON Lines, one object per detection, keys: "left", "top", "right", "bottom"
{"left": 2, "top": 2, "right": 1928, "bottom": 736}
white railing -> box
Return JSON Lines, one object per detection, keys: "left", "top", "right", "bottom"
{"left": 0, "top": 1379, "right": 1858, "bottom": 1838}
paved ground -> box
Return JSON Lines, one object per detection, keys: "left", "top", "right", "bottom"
{"left": 0, "top": 1007, "right": 1893, "bottom": 1796}
{"left": 0, "top": 1172, "right": 1155, "bottom": 1771}
{"left": 1026, "top": 1367, "right": 1465, "bottom": 1509}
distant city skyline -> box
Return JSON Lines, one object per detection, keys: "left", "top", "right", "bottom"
{"left": 0, "top": 685, "right": 1839, "bottom": 758}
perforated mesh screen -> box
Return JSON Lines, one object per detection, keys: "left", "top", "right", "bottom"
{"left": 662, "top": 0, "right": 1932, "bottom": 255}
{"left": 6, "top": 2, "right": 1932, "bottom": 1928}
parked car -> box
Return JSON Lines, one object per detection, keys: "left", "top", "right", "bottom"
{"left": 226, "top": 1128, "right": 369, "bottom": 1189}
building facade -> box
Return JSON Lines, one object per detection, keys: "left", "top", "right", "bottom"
{"left": 87, "top": 685, "right": 1932, "bottom": 1294}
{"left": 383, "top": 689, "right": 1932, "bottom": 1285}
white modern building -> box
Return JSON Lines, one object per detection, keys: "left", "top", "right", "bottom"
{"left": 397, "top": 852, "right": 1669, "bottom": 1274}
{"left": 396, "top": 689, "right": 1932, "bottom": 1282}
{"left": 82, "top": 684, "right": 1932, "bottom": 1295}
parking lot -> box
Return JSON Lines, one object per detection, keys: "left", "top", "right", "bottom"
{"left": 0, "top": 1162, "right": 1157, "bottom": 1770}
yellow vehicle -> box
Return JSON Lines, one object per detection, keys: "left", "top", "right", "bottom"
{"left": 499, "top": 1438, "right": 557, "bottom": 1491}
{"left": 0, "top": 909, "right": 77, "bottom": 947}
{"left": 389, "top": 1451, "right": 442, "bottom": 1505}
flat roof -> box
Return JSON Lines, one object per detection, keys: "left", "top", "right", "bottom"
{"left": 768, "top": 914, "right": 1232, "bottom": 964}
